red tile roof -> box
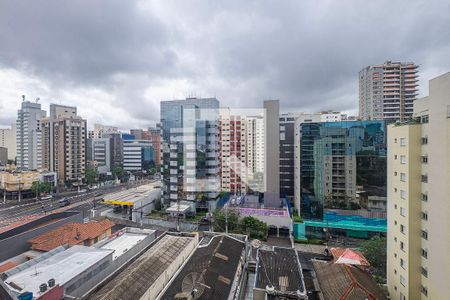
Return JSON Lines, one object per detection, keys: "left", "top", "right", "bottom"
{"left": 330, "top": 247, "right": 370, "bottom": 266}
{"left": 28, "top": 219, "right": 114, "bottom": 251}
{"left": 0, "top": 261, "right": 18, "bottom": 273}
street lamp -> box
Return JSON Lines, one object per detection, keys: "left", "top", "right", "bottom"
{"left": 2, "top": 175, "right": 5, "bottom": 204}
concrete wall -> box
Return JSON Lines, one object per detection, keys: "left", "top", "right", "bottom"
{"left": 263, "top": 100, "right": 280, "bottom": 203}
{"left": 0, "top": 211, "right": 83, "bottom": 262}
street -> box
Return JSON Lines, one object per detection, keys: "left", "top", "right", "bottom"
{"left": 0, "top": 180, "right": 154, "bottom": 228}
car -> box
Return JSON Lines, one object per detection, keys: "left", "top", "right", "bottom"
{"left": 40, "top": 195, "right": 53, "bottom": 201}
{"left": 59, "top": 198, "right": 71, "bottom": 207}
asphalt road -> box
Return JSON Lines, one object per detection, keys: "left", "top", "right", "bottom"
{"left": 0, "top": 180, "right": 155, "bottom": 228}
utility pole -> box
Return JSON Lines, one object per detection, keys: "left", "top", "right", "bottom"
{"left": 35, "top": 180, "right": 39, "bottom": 202}
{"left": 18, "top": 175, "right": 22, "bottom": 202}
{"left": 2, "top": 175, "right": 6, "bottom": 204}
{"left": 225, "top": 205, "right": 228, "bottom": 234}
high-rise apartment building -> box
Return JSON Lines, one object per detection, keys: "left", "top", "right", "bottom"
{"left": 219, "top": 111, "right": 246, "bottom": 195}
{"left": 148, "top": 126, "right": 161, "bottom": 167}
{"left": 244, "top": 115, "right": 265, "bottom": 192}
{"left": 16, "top": 99, "right": 46, "bottom": 170}
{"left": 160, "top": 97, "right": 220, "bottom": 208}
{"left": 387, "top": 73, "right": 450, "bottom": 300}
{"left": 0, "top": 125, "right": 16, "bottom": 161}
{"left": 359, "top": 61, "right": 418, "bottom": 123}
{"left": 41, "top": 104, "right": 87, "bottom": 185}
{"left": 88, "top": 124, "right": 118, "bottom": 139}
{"left": 296, "top": 120, "right": 386, "bottom": 219}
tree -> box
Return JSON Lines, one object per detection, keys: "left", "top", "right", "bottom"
{"left": 242, "top": 216, "right": 268, "bottom": 240}
{"left": 212, "top": 208, "right": 240, "bottom": 233}
{"left": 85, "top": 166, "right": 99, "bottom": 185}
{"left": 112, "top": 166, "right": 125, "bottom": 181}
{"left": 31, "top": 181, "right": 52, "bottom": 196}
{"left": 360, "top": 236, "right": 387, "bottom": 277}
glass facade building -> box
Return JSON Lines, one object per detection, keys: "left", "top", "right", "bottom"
{"left": 160, "top": 98, "right": 220, "bottom": 209}
{"left": 299, "top": 120, "right": 386, "bottom": 220}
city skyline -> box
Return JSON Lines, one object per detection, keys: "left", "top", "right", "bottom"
{"left": 1, "top": 1, "right": 450, "bottom": 129}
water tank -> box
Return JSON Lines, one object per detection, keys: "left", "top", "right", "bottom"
{"left": 39, "top": 283, "right": 48, "bottom": 293}
{"left": 48, "top": 278, "right": 55, "bottom": 287}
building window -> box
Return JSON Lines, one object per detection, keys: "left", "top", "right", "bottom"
{"left": 400, "top": 275, "right": 406, "bottom": 287}
{"left": 400, "top": 241, "right": 405, "bottom": 251}
{"left": 421, "top": 175, "right": 428, "bottom": 183}
{"left": 421, "top": 193, "right": 428, "bottom": 202}
{"left": 394, "top": 154, "right": 398, "bottom": 160}
{"left": 400, "top": 190, "right": 406, "bottom": 199}
{"left": 421, "top": 285, "right": 428, "bottom": 296}
{"left": 400, "top": 138, "right": 406, "bottom": 146}
{"left": 400, "top": 207, "right": 406, "bottom": 217}
{"left": 421, "top": 267, "right": 428, "bottom": 278}
{"left": 422, "top": 137, "right": 428, "bottom": 145}
{"left": 422, "top": 211, "right": 428, "bottom": 221}
{"left": 421, "top": 155, "right": 428, "bottom": 164}
{"left": 400, "top": 258, "right": 406, "bottom": 269}
{"left": 421, "top": 230, "right": 428, "bottom": 240}
{"left": 421, "top": 248, "right": 428, "bottom": 259}
{"left": 400, "top": 155, "right": 406, "bottom": 164}
{"left": 399, "top": 173, "right": 406, "bottom": 182}
{"left": 421, "top": 115, "right": 429, "bottom": 124}
{"left": 400, "top": 224, "right": 405, "bottom": 234}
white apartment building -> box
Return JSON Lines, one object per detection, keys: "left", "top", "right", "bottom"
{"left": 359, "top": 61, "right": 418, "bottom": 123}
{"left": 0, "top": 125, "right": 16, "bottom": 160}
{"left": 16, "top": 99, "right": 46, "bottom": 170}
{"left": 88, "top": 124, "right": 119, "bottom": 139}
{"left": 387, "top": 72, "right": 450, "bottom": 300}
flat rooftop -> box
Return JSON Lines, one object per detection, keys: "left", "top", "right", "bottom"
{"left": 103, "top": 183, "right": 160, "bottom": 206}
{"left": 100, "top": 231, "right": 151, "bottom": 260}
{"left": 4, "top": 245, "right": 113, "bottom": 296}
{"left": 233, "top": 207, "right": 289, "bottom": 217}
{"left": 160, "top": 234, "right": 246, "bottom": 300}
{"left": 88, "top": 233, "right": 196, "bottom": 300}
{"left": 255, "top": 247, "right": 306, "bottom": 297}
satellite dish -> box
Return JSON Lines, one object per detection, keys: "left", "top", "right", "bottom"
{"left": 181, "top": 272, "right": 207, "bottom": 299}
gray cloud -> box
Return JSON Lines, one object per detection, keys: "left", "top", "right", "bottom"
{"left": 1, "top": 0, "right": 449, "bottom": 128}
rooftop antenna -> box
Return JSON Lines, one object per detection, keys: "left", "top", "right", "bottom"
{"left": 21, "top": 95, "right": 25, "bottom": 102}
{"left": 36, "top": 97, "right": 40, "bottom": 103}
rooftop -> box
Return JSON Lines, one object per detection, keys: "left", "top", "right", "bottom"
{"left": 102, "top": 183, "right": 160, "bottom": 206}
{"left": 28, "top": 219, "right": 114, "bottom": 251}
{"left": 88, "top": 233, "right": 196, "bottom": 300}
{"left": 255, "top": 247, "right": 307, "bottom": 298}
{"left": 160, "top": 234, "right": 246, "bottom": 300}
{"left": 4, "top": 245, "right": 113, "bottom": 296}
{"left": 312, "top": 260, "right": 386, "bottom": 300}
{"left": 99, "top": 229, "right": 154, "bottom": 260}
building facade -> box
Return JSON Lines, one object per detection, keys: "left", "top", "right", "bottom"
{"left": 160, "top": 97, "right": 220, "bottom": 208}
{"left": 41, "top": 104, "right": 87, "bottom": 185}
{"left": 102, "top": 133, "right": 123, "bottom": 170}
{"left": 87, "top": 138, "right": 112, "bottom": 174}
{"left": 359, "top": 61, "right": 418, "bottom": 123}
{"left": 148, "top": 126, "right": 161, "bottom": 166}
{"left": 123, "top": 139, "right": 154, "bottom": 171}
{"left": 0, "top": 125, "right": 16, "bottom": 161}
{"left": 16, "top": 99, "right": 46, "bottom": 170}
{"left": 387, "top": 73, "right": 450, "bottom": 300}
{"left": 88, "top": 124, "right": 118, "bottom": 139}
{"left": 297, "top": 120, "right": 386, "bottom": 220}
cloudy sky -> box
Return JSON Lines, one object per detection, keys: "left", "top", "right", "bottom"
{"left": 0, "top": 0, "right": 449, "bottom": 129}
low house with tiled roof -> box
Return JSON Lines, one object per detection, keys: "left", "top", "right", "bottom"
{"left": 313, "top": 260, "right": 387, "bottom": 300}
{"left": 330, "top": 247, "right": 370, "bottom": 266}
{"left": 28, "top": 219, "right": 114, "bottom": 251}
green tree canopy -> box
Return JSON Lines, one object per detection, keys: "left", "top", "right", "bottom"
{"left": 360, "top": 236, "right": 387, "bottom": 277}
{"left": 85, "top": 166, "right": 99, "bottom": 185}
{"left": 31, "top": 181, "right": 52, "bottom": 195}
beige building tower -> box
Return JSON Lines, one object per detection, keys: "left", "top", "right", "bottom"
{"left": 387, "top": 72, "right": 450, "bottom": 300}
{"left": 42, "top": 104, "right": 87, "bottom": 186}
